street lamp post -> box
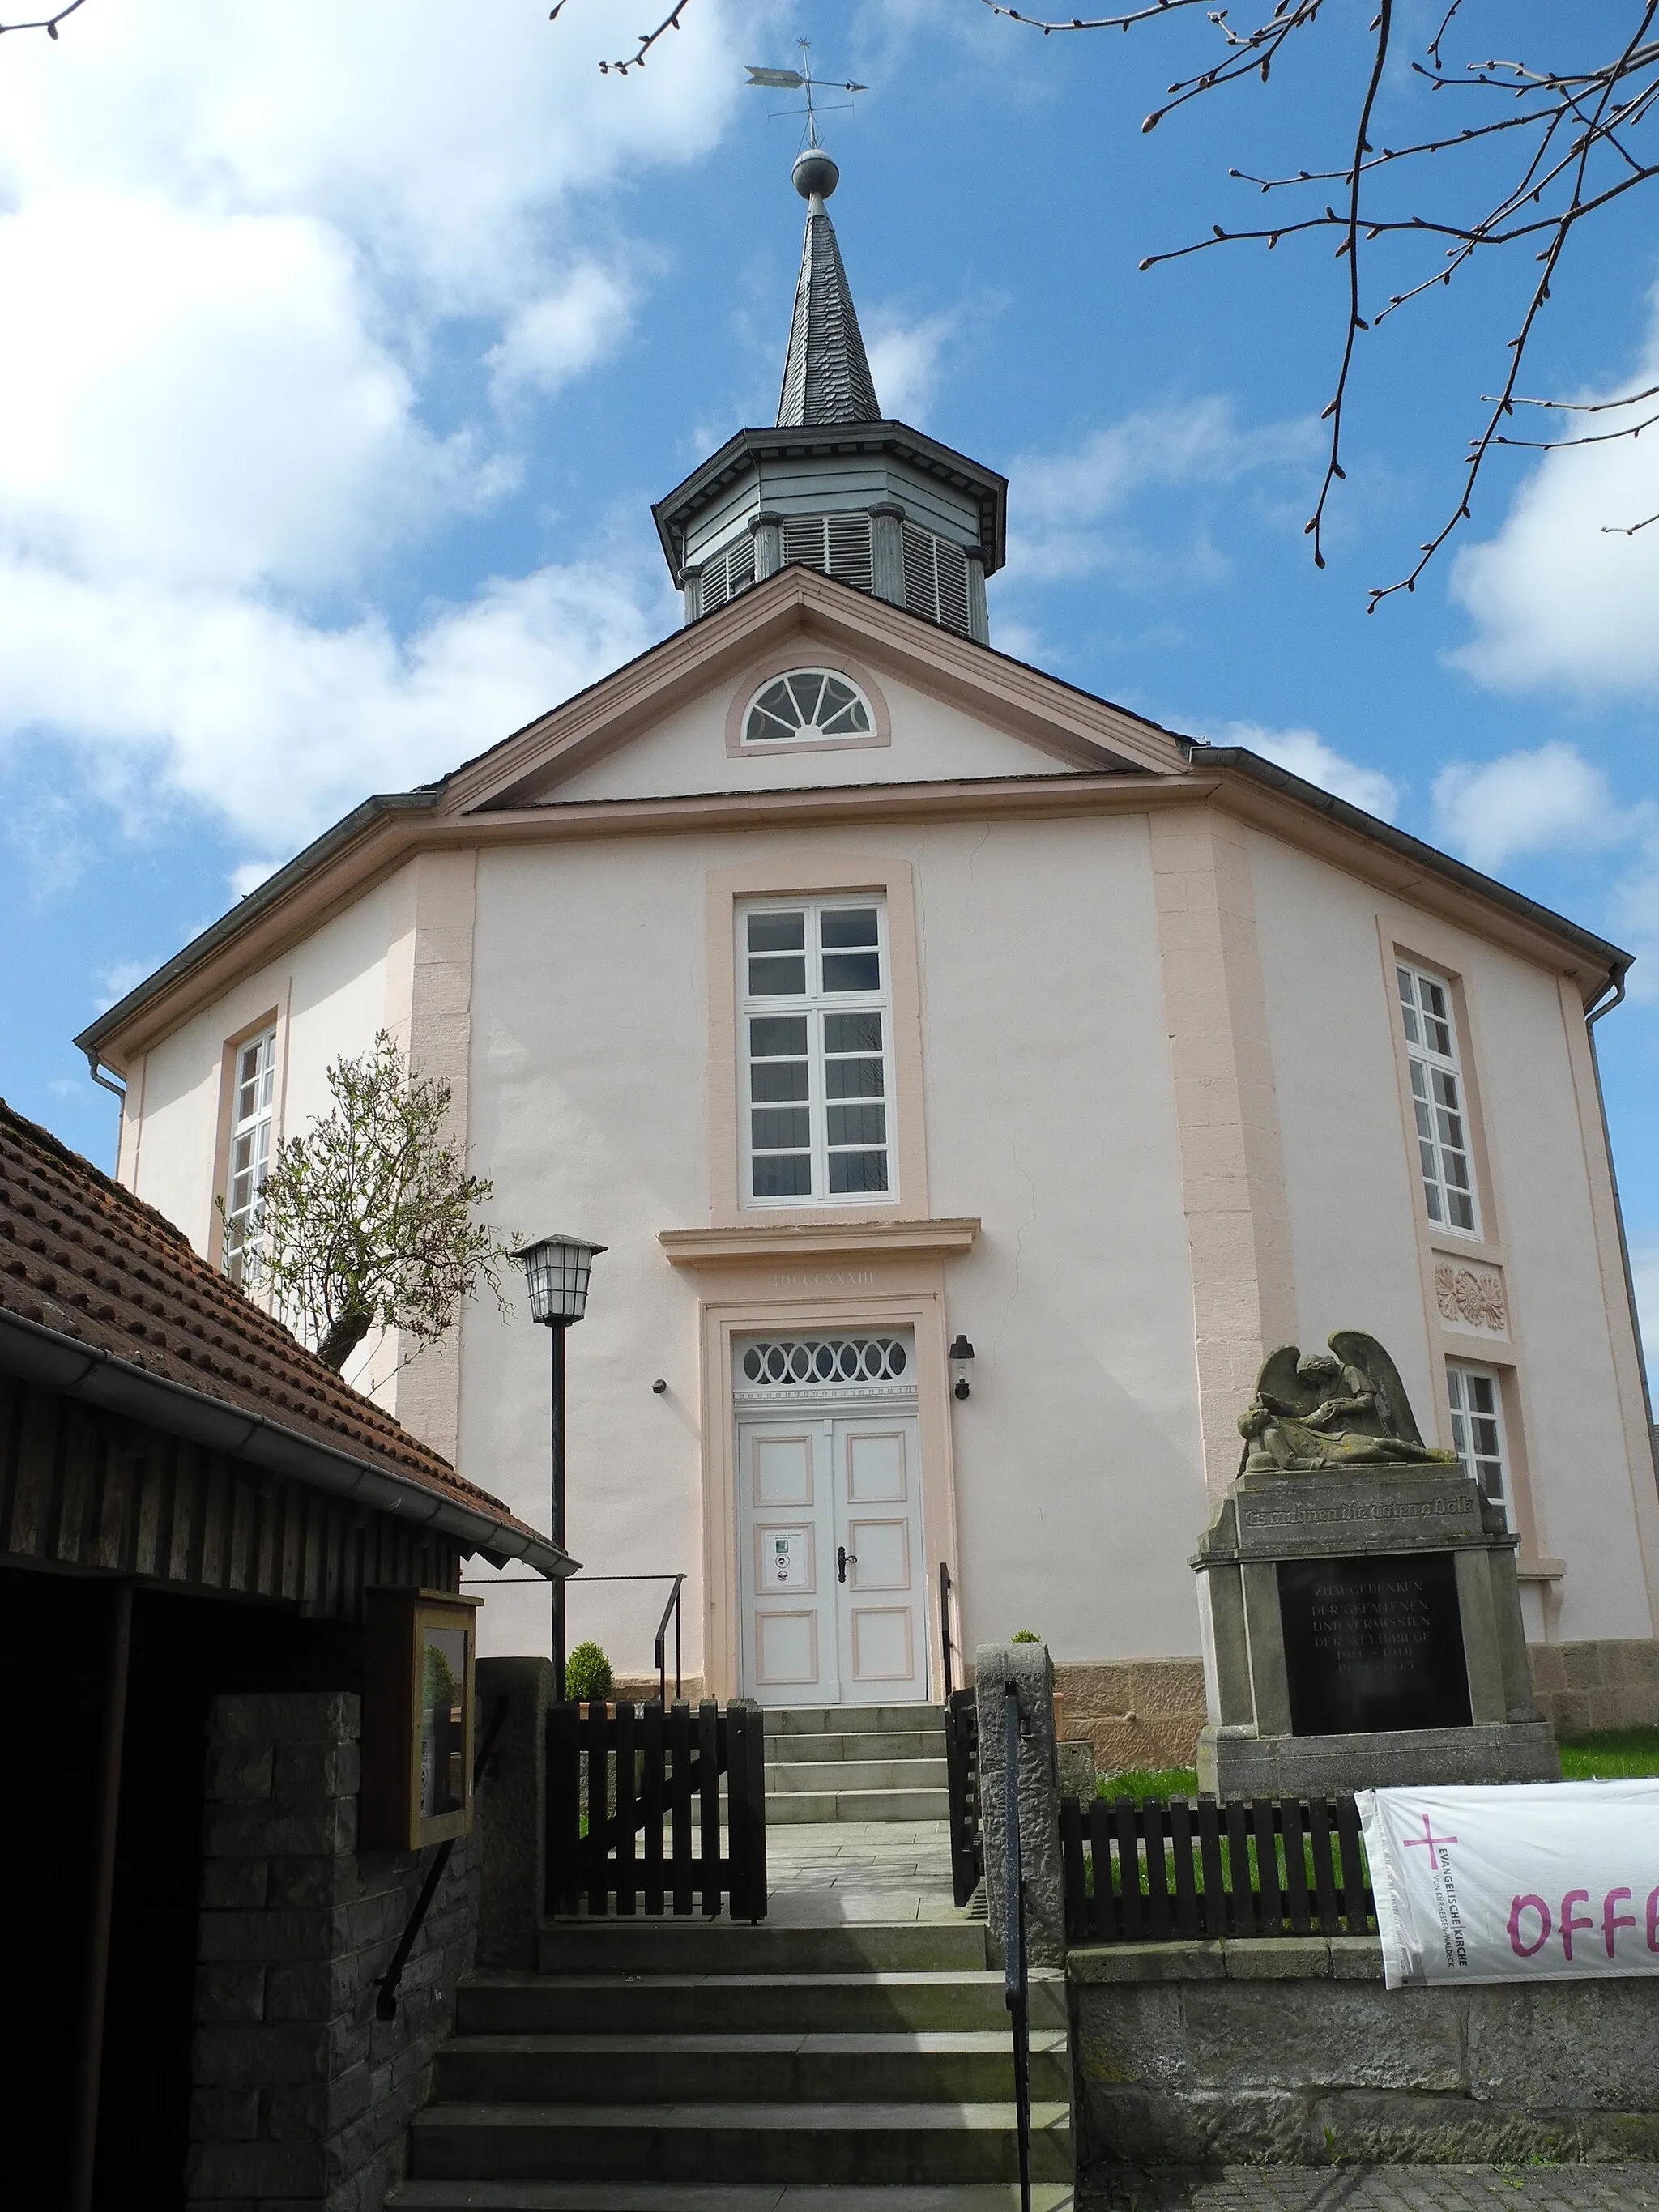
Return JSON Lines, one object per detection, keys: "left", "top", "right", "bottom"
{"left": 514, "top": 1233, "right": 606, "bottom": 1701}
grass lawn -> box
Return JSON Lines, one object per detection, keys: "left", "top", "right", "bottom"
{"left": 1556, "top": 1726, "right": 1659, "bottom": 1779}
{"left": 1087, "top": 1728, "right": 1659, "bottom": 1805}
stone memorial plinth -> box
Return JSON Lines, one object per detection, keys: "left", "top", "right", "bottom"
{"left": 1192, "top": 1332, "right": 1558, "bottom": 1796}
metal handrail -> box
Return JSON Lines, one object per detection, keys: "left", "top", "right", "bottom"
{"left": 939, "top": 1560, "right": 955, "bottom": 1698}
{"left": 551, "top": 1571, "right": 686, "bottom": 1706}
{"left": 654, "top": 1573, "right": 685, "bottom": 1706}
{"left": 377, "top": 1696, "right": 511, "bottom": 2022}
{"left": 1004, "top": 1681, "right": 1032, "bottom": 2212}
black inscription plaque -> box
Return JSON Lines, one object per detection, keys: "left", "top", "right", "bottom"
{"left": 1277, "top": 1552, "right": 1471, "bottom": 1736}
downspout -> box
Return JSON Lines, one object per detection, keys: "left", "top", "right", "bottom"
{"left": 82, "top": 1048, "right": 126, "bottom": 1102}
{"left": 1583, "top": 963, "right": 1658, "bottom": 1495}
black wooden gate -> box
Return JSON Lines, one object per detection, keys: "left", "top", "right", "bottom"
{"left": 546, "top": 1697, "right": 768, "bottom": 1920}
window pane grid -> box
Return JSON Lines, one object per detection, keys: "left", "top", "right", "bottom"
{"left": 1397, "top": 963, "right": 1479, "bottom": 1236}
{"left": 1448, "top": 1363, "right": 1510, "bottom": 1525}
{"left": 740, "top": 900, "right": 892, "bottom": 1206}
{"left": 224, "top": 1028, "right": 276, "bottom": 1287}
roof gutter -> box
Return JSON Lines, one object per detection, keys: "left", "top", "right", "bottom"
{"left": 0, "top": 1307, "right": 576, "bottom": 1582}
{"left": 75, "top": 789, "right": 443, "bottom": 1066}
{"left": 1196, "top": 746, "right": 1631, "bottom": 991}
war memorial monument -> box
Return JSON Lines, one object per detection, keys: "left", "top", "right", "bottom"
{"left": 1192, "top": 1332, "right": 1559, "bottom": 1795}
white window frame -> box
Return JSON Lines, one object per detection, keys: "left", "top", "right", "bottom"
{"left": 738, "top": 895, "right": 893, "bottom": 1208}
{"left": 739, "top": 668, "right": 876, "bottom": 752}
{"left": 223, "top": 1025, "right": 276, "bottom": 1287}
{"left": 1397, "top": 961, "right": 1481, "bottom": 1238}
{"left": 1447, "top": 1362, "right": 1511, "bottom": 1527}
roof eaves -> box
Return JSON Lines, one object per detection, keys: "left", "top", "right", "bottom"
{"left": 1200, "top": 744, "right": 1631, "bottom": 990}
{"left": 75, "top": 790, "right": 441, "bottom": 1066}
{"left": 0, "top": 1305, "right": 576, "bottom": 1579}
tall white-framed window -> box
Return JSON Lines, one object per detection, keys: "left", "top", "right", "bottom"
{"left": 1397, "top": 962, "right": 1480, "bottom": 1236}
{"left": 1447, "top": 1362, "right": 1510, "bottom": 1524}
{"left": 224, "top": 1026, "right": 276, "bottom": 1287}
{"left": 739, "top": 897, "right": 892, "bottom": 1204}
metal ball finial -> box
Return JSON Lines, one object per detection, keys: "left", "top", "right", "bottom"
{"left": 792, "top": 146, "right": 839, "bottom": 202}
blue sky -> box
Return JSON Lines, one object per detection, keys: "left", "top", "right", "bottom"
{"left": 5, "top": 1, "right": 1659, "bottom": 1345}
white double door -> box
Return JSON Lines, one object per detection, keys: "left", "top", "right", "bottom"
{"left": 738, "top": 1409, "right": 928, "bottom": 1706}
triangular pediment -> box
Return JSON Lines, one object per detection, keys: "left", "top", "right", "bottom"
{"left": 441, "top": 565, "right": 1190, "bottom": 820}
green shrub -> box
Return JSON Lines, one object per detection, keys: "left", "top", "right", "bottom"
{"left": 566, "top": 1639, "right": 614, "bottom": 1703}
{"left": 1010, "top": 1628, "right": 1041, "bottom": 1643}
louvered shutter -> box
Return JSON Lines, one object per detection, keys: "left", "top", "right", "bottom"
{"left": 825, "top": 514, "right": 873, "bottom": 594}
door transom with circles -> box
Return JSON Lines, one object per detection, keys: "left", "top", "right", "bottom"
{"left": 734, "top": 1334, "right": 926, "bottom": 1707}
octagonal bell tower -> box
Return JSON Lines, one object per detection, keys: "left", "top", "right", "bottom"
{"left": 652, "top": 148, "right": 1006, "bottom": 644}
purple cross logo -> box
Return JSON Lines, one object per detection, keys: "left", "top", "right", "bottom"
{"left": 1402, "top": 1813, "right": 1458, "bottom": 1858}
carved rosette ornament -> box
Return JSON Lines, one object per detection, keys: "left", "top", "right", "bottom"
{"left": 1435, "top": 1260, "right": 1507, "bottom": 1335}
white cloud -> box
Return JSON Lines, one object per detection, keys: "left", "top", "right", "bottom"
{"left": 488, "top": 266, "right": 638, "bottom": 401}
{"left": 0, "top": 558, "right": 660, "bottom": 859}
{"left": 0, "top": 2, "right": 757, "bottom": 869}
{"left": 1627, "top": 1236, "right": 1659, "bottom": 1378}
{"left": 1010, "top": 399, "right": 1316, "bottom": 580}
{"left": 95, "top": 960, "right": 151, "bottom": 1012}
{"left": 1431, "top": 742, "right": 1631, "bottom": 873}
{"left": 865, "top": 309, "right": 957, "bottom": 424}
{"left": 1452, "top": 297, "right": 1659, "bottom": 698}
{"left": 1212, "top": 722, "right": 1400, "bottom": 821}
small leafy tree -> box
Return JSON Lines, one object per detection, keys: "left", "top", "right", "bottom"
{"left": 228, "top": 1029, "right": 511, "bottom": 1373}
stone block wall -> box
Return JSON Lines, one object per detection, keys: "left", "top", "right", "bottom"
{"left": 1528, "top": 1638, "right": 1659, "bottom": 1735}
{"left": 188, "top": 1690, "right": 479, "bottom": 2210}
{"left": 1054, "top": 1659, "right": 1207, "bottom": 1779}
{"left": 1073, "top": 1937, "right": 1659, "bottom": 2169}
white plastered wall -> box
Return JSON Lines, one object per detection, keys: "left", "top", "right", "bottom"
{"left": 1248, "top": 828, "right": 1659, "bottom": 1643}
{"left": 544, "top": 663, "right": 1078, "bottom": 803}
{"left": 122, "top": 882, "right": 396, "bottom": 1256}
{"left": 457, "top": 805, "right": 1209, "bottom": 1673}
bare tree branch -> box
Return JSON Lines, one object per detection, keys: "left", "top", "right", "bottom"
{"left": 567, "top": 0, "right": 1659, "bottom": 604}
{"left": 0, "top": 0, "right": 87, "bottom": 38}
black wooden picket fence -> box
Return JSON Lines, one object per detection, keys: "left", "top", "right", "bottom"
{"left": 1061, "top": 1792, "right": 1375, "bottom": 1946}
{"left": 545, "top": 1697, "right": 768, "bottom": 1920}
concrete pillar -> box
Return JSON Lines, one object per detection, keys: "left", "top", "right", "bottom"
{"left": 976, "top": 1641, "right": 1064, "bottom": 1969}
{"left": 870, "top": 501, "right": 906, "bottom": 608}
{"left": 474, "top": 1656, "right": 553, "bottom": 1971}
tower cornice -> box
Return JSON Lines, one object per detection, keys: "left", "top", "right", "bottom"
{"left": 652, "top": 420, "right": 1009, "bottom": 585}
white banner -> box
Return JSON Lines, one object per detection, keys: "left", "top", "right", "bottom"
{"left": 1358, "top": 1781, "right": 1659, "bottom": 1989}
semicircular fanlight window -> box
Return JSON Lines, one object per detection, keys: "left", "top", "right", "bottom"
{"left": 744, "top": 670, "right": 873, "bottom": 746}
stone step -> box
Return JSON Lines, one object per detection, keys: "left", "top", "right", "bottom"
{"left": 391, "top": 2181, "right": 1077, "bottom": 2210}
{"left": 764, "top": 1731, "right": 942, "bottom": 1764}
{"left": 459, "top": 1971, "right": 1068, "bottom": 2040}
{"left": 766, "top": 1759, "right": 949, "bottom": 1793}
{"left": 536, "top": 1920, "right": 987, "bottom": 1977}
{"left": 767, "top": 1787, "right": 950, "bottom": 1826}
{"left": 763, "top": 1705, "right": 942, "bottom": 1736}
{"left": 408, "top": 2101, "right": 1075, "bottom": 2187}
{"left": 433, "top": 2031, "right": 1072, "bottom": 2108}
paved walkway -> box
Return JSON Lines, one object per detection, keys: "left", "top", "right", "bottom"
{"left": 1086, "top": 2171, "right": 1659, "bottom": 2211}
{"left": 763, "top": 1817, "right": 965, "bottom": 1926}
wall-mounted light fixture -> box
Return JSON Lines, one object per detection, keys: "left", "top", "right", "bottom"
{"left": 949, "top": 1333, "right": 975, "bottom": 1400}
{"left": 652, "top": 1378, "right": 667, "bottom": 1395}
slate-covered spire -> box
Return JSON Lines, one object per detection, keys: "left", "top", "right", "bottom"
{"left": 776, "top": 146, "right": 881, "bottom": 428}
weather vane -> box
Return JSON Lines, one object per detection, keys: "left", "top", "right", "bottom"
{"left": 746, "top": 38, "right": 867, "bottom": 149}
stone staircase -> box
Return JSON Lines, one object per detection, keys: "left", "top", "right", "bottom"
{"left": 394, "top": 1914, "right": 1073, "bottom": 2209}
{"left": 764, "top": 1700, "right": 950, "bottom": 1824}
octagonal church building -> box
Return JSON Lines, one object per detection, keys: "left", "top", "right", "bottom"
{"left": 79, "top": 151, "right": 1659, "bottom": 1764}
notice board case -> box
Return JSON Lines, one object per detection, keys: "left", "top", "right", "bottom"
{"left": 361, "top": 1587, "right": 482, "bottom": 1850}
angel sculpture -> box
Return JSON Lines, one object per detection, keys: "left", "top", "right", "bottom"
{"left": 1237, "top": 1332, "right": 1459, "bottom": 1476}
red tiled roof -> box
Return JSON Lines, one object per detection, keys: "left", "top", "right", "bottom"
{"left": 0, "top": 1098, "right": 542, "bottom": 1541}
